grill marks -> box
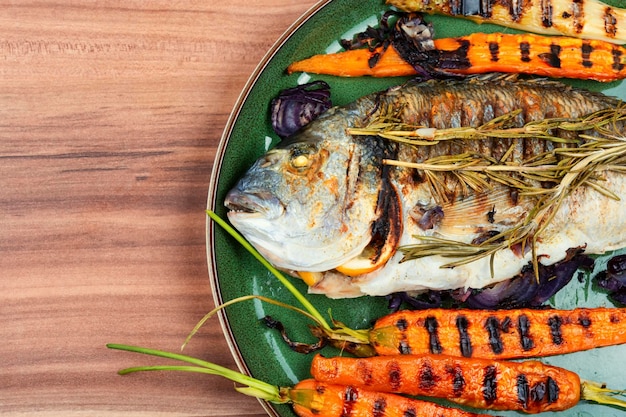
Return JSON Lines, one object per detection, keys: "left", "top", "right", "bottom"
{"left": 605, "top": 7, "right": 618, "bottom": 37}
{"left": 396, "top": 318, "right": 412, "bottom": 354}
{"left": 447, "top": 364, "right": 467, "bottom": 397}
{"left": 518, "top": 314, "right": 535, "bottom": 351}
{"left": 446, "top": 0, "right": 515, "bottom": 20}
{"left": 519, "top": 41, "right": 532, "bottom": 62}
{"left": 570, "top": 0, "right": 585, "bottom": 33}
{"left": 373, "top": 397, "right": 387, "bottom": 417}
{"left": 387, "top": 360, "right": 403, "bottom": 391}
{"left": 312, "top": 355, "right": 569, "bottom": 414}
{"left": 488, "top": 42, "right": 499, "bottom": 62}
{"left": 456, "top": 315, "right": 473, "bottom": 357}
{"left": 517, "top": 374, "right": 530, "bottom": 408}
{"left": 581, "top": 41, "right": 593, "bottom": 67}
{"left": 342, "top": 386, "right": 358, "bottom": 417}
{"left": 425, "top": 316, "right": 443, "bottom": 354}
{"left": 541, "top": 0, "right": 554, "bottom": 27}
{"left": 383, "top": 310, "right": 604, "bottom": 358}
{"left": 419, "top": 361, "right": 438, "bottom": 390}
{"left": 436, "top": 0, "right": 622, "bottom": 43}
{"left": 613, "top": 46, "right": 625, "bottom": 71}
{"left": 538, "top": 44, "right": 562, "bottom": 67}
{"left": 549, "top": 315, "right": 564, "bottom": 345}
{"left": 482, "top": 365, "right": 498, "bottom": 405}
{"left": 485, "top": 316, "right": 504, "bottom": 354}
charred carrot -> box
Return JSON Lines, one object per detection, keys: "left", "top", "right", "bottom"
{"left": 287, "top": 32, "right": 626, "bottom": 82}
{"left": 108, "top": 344, "right": 497, "bottom": 417}
{"left": 311, "top": 354, "right": 626, "bottom": 413}
{"left": 287, "top": 47, "right": 416, "bottom": 77}
{"left": 370, "top": 307, "right": 626, "bottom": 359}
{"left": 292, "top": 379, "right": 498, "bottom": 417}
{"left": 388, "top": 0, "right": 626, "bottom": 44}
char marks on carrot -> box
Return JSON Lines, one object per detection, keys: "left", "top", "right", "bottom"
{"left": 371, "top": 308, "right": 626, "bottom": 359}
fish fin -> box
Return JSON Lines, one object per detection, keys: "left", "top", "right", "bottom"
{"left": 434, "top": 187, "right": 530, "bottom": 240}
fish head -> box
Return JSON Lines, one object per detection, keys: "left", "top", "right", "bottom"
{"left": 225, "top": 118, "right": 380, "bottom": 272}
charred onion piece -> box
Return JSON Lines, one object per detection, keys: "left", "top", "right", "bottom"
{"left": 595, "top": 254, "right": 626, "bottom": 305}
{"left": 389, "top": 248, "right": 593, "bottom": 310}
{"left": 386, "top": 291, "right": 444, "bottom": 311}
{"left": 464, "top": 248, "right": 593, "bottom": 309}
{"left": 608, "top": 254, "right": 626, "bottom": 285}
{"left": 270, "top": 80, "right": 332, "bottom": 138}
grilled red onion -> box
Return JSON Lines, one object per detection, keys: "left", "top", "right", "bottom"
{"left": 464, "top": 249, "right": 593, "bottom": 309}
{"left": 389, "top": 248, "right": 593, "bottom": 310}
{"left": 270, "top": 80, "right": 332, "bottom": 138}
{"left": 595, "top": 254, "right": 626, "bottom": 305}
{"left": 607, "top": 254, "right": 626, "bottom": 284}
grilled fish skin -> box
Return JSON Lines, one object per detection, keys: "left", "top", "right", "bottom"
{"left": 225, "top": 76, "right": 626, "bottom": 298}
{"left": 387, "top": 0, "right": 626, "bottom": 44}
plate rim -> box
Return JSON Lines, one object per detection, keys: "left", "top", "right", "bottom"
{"left": 206, "top": 1, "right": 332, "bottom": 415}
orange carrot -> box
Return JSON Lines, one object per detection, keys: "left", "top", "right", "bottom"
{"left": 291, "top": 379, "right": 498, "bottom": 417}
{"left": 287, "top": 47, "right": 416, "bottom": 77}
{"left": 311, "top": 354, "right": 596, "bottom": 413}
{"left": 108, "top": 344, "right": 498, "bottom": 417}
{"left": 370, "top": 307, "right": 626, "bottom": 359}
{"left": 287, "top": 32, "right": 626, "bottom": 82}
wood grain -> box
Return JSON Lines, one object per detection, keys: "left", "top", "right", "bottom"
{"left": 0, "top": 1, "right": 317, "bottom": 415}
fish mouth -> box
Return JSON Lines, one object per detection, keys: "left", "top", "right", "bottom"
{"left": 224, "top": 189, "right": 284, "bottom": 219}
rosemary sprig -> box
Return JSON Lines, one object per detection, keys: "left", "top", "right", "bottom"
{"left": 348, "top": 106, "right": 626, "bottom": 145}
{"left": 354, "top": 106, "right": 626, "bottom": 275}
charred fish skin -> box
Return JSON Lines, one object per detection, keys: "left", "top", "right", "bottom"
{"left": 387, "top": 0, "right": 626, "bottom": 44}
{"left": 226, "top": 76, "right": 626, "bottom": 298}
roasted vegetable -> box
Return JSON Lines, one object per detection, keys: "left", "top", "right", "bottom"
{"left": 287, "top": 32, "right": 626, "bottom": 82}
{"left": 270, "top": 81, "right": 332, "bottom": 138}
{"left": 371, "top": 307, "right": 626, "bottom": 359}
{"left": 107, "top": 344, "right": 498, "bottom": 417}
{"left": 291, "top": 380, "right": 497, "bottom": 417}
{"left": 385, "top": 249, "right": 592, "bottom": 311}
{"left": 310, "top": 354, "right": 626, "bottom": 413}
{"left": 595, "top": 254, "right": 626, "bottom": 304}
{"left": 387, "top": 0, "right": 626, "bottom": 44}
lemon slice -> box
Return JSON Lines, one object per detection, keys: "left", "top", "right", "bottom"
{"left": 296, "top": 271, "right": 324, "bottom": 286}
{"left": 334, "top": 242, "right": 396, "bottom": 277}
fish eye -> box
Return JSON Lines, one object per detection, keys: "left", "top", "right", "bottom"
{"left": 291, "top": 154, "right": 310, "bottom": 168}
{"left": 288, "top": 144, "right": 316, "bottom": 170}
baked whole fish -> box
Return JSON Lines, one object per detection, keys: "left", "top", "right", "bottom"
{"left": 225, "top": 76, "right": 626, "bottom": 298}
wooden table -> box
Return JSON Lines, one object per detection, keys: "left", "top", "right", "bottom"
{"left": 1, "top": 1, "right": 317, "bottom": 415}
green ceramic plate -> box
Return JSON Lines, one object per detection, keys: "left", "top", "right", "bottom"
{"left": 207, "top": 1, "right": 626, "bottom": 416}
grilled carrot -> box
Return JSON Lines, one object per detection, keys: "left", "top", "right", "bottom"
{"left": 108, "top": 344, "right": 497, "bottom": 417}
{"left": 291, "top": 379, "right": 498, "bottom": 417}
{"left": 370, "top": 307, "right": 626, "bottom": 359}
{"left": 287, "top": 47, "right": 416, "bottom": 78}
{"left": 387, "top": 0, "right": 626, "bottom": 44}
{"left": 287, "top": 32, "right": 626, "bottom": 82}
{"left": 311, "top": 354, "right": 608, "bottom": 413}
